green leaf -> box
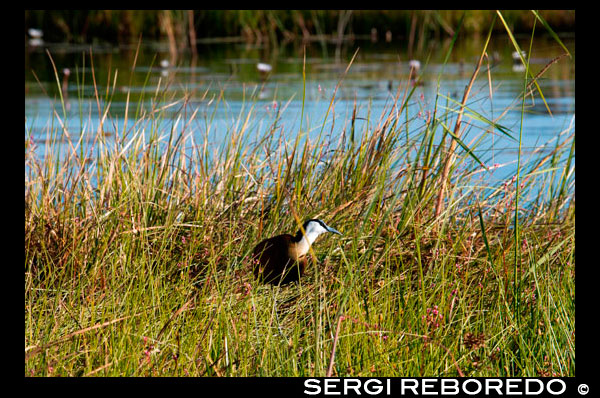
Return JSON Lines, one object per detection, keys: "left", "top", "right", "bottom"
{"left": 439, "top": 94, "right": 516, "bottom": 142}
{"left": 438, "top": 119, "right": 487, "bottom": 169}
{"left": 531, "top": 10, "right": 571, "bottom": 57}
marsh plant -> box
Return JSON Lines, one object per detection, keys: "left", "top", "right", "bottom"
{"left": 25, "top": 12, "right": 574, "bottom": 377}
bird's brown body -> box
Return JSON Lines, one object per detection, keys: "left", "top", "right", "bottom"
{"left": 252, "top": 234, "right": 308, "bottom": 285}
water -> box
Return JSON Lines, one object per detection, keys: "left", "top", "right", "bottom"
{"left": 25, "top": 36, "right": 575, "bottom": 192}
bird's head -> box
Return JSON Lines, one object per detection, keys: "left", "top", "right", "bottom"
{"left": 297, "top": 219, "right": 342, "bottom": 245}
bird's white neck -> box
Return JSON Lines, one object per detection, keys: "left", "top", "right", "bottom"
{"left": 296, "top": 229, "right": 324, "bottom": 256}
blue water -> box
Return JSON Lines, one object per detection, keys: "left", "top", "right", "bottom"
{"left": 25, "top": 37, "right": 575, "bottom": 201}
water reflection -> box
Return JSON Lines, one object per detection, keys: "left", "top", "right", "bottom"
{"left": 25, "top": 36, "right": 574, "bottom": 186}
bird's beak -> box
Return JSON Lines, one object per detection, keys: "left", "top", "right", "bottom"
{"left": 326, "top": 226, "right": 342, "bottom": 235}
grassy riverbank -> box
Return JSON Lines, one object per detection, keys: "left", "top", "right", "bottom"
{"left": 25, "top": 14, "right": 574, "bottom": 377}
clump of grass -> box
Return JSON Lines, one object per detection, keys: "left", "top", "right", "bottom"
{"left": 25, "top": 15, "right": 574, "bottom": 377}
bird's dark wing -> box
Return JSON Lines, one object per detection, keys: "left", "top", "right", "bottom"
{"left": 252, "top": 234, "right": 300, "bottom": 284}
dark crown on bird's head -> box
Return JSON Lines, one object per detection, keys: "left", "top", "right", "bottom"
{"left": 293, "top": 219, "right": 341, "bottom": 241}
{"left": 303, "top": 218, "right": 328, "bottom": 230}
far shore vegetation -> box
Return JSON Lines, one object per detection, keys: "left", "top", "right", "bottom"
{"left": 25, "top": 10, "right": 574, "bottom": 45}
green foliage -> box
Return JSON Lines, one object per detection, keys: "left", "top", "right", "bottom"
{"left": 24, "top": 10, "right": 574, "bottom": 44}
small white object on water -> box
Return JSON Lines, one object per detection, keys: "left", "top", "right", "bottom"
{"left": 512, "top": 50, "right": 527, "bottom": 72}
{"left": 256, "top": 62, "right": 272, "bottom": 73}
{"left": 160, "top": 60, "right": 170, "bottom": 77}
{"left": 28, "top": 38, "right": 44, "bottom": 46}
{"left": 512, "top": 50, "right": 526, "bottom": 62}
{"left": 512, "top": 63, "right": 526, "bottom": 73}
{"left": 408, "top": 59, "right": 421, "bottom": 71}
{"left": 28, "top": 28, "right": 43, "bottom": 38}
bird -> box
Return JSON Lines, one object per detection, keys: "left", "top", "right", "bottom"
{"left": 252, "top": 219, "right": 342, "bottom": 285}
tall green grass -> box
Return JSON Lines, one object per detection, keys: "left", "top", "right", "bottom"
{"left": 25, "top": 15, "right": 574, "bottom": 377}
